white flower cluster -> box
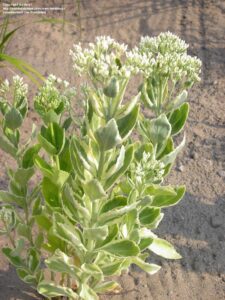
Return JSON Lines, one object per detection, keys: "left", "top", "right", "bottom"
{"left": 139, "top": 32, "right": 188, "bottom": 54}
{"left": 70, "top": 36, "right": 130, "bottom": 81}
{"left": 34, "top": 75, "right": 76, "bottom": 114}
{"left": 126, "top": 32, "right": 201, "bottom": 82}
{"left": 133, "top": 151, "right": 165, "bottom": 186}
{"left": 70, "top": 33, "right": 201, "bottom": 85}
{"left": 0, "top": 75, "right": 28, "bottom": 104}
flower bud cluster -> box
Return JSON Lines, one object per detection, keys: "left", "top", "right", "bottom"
{"left": 132, "top": 151, "right": 165, "bottom": 187}
{"left": 0, "top": 76, "right": 28, "bottom": 103}
{"left": 34, "top": 75, "right": 76, "bottom": 114}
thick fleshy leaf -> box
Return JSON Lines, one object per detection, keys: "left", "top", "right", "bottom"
{"left": 139, "top": 238, "right": 153, "bottom": 251}
{"left": 95, "top": 118, "right": 121, "bottom": 151}
{"left": 100, "top": 260, "right": 124, "bottom": 276}
{"left": 94, "top": 281, "right": 121, "bottom": 294}
{"left": 53, "top": 213, "right": 86, "bottom": 257}
{"left": 104, "top": 145, "right": 134, "bottom": 190}
{"left": 100, "top": 196, "right": 127, "bottom": 213}
{"left": 22, "top": 144, "right": 41, "bottom": 168}
{"left": 83, "top": 179, "right": 106, "bottom": 201}
{"left": 103, "top": 77, "right": 119, "bottom": 98}
{"left": 161, "top": 135, "right": 185, "bottom": 166}
{"left": 169, "top": 102, "right": 189, "bottom": 135}
{"left": 148, "top": 238, "right": 182, "bottom": 259}
{"left": 0, "top": 134, "right": 17, "bottom": 158}
{"left": 117, "top": 105, "right": 140, "bottom": 140}
{"left": 98, "top": 202, "right": 136, "bottom": 226}
{"left": 62, "top": 184, "right": 90, "bottom": 223}
{"left": 145, "top": 185, "right": 177, "bottom": 197}
{"left": 45, "top": 249, "right": 81, "bottom": 280}
{"left": 2, "top": 247, "right": 24, "bottom": 267}
{"left": 0, "top": 191, "right": 24, "bottom": 207}
{"left": 117, "top": 93, "right": 140, "bottom": 118}
{"left": 42, "top": 177, "right": 60, "bottom": 208}
{"left": 81, "top": 263, "right": 103, "bottom": 282}
{"left": 4, "top": 107, "right": 23, "bottom": 130}
{"left": 14, "top": 167, "right": 34, "bottom": 187}
{"left": 151, "top": 186, "right": 185, "bottom": 207}
{"left": 139, "top": 207, "right": 161, "bottom": 226}
{"left": 79, "top": 283, "right": 98, "bottom": 300}
{"left": 37, "top": 281, "right": 79, "bottom": 298}
{"left": 27, "top": 248, "right": 40, "bottom": 273}
{"left": 96, "top": 224, "right": 118, "bottom": 248}
{"left": 83, "top": 226, "right": 108, "bottom": 241}
{"left": 147, "top": 114, "right": 171, "bottom": 146}
{"left": 34, "top": 155, "right": 69, "bottom": 188}
{"left": 132, "top": 257, "right": 161, "bottom": 275}
{"left": 99, "top": 240, "right": 139, "bottom": 257}
{"left": 17, "top": 223, "right": 30, "bottom": 240}
{"left": 35, "top": 215, "right": 52, "bottom": 231}
{"left": 38, "top": 122, "right": 65, "bottom": 155}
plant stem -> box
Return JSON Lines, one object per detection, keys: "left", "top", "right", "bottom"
{"left": 97, "top": 150, "right": 105, "bottom": 179}
{"left": 67, "top": 274, "right": 71, "bottom": 288}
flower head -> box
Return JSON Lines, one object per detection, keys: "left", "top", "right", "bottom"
{"left": 34, "top": 75, "right": 75, "bottom": 115}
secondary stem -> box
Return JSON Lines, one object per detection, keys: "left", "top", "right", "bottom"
{"left": 97, "top": 150, "right": 105, "bottom": 179}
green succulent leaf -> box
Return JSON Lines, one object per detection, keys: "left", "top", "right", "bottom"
{"left": 100, "top": 260, "right": 124, "bottom": 276}
{"left": 22, "top": 144, "right": 41, "bottom": 168}
{"left": 168, "top": 102, "right": 189, "bottom": 136}
{"left": 147, "top": 114, "right": 171, "bottom": 146}
{"left": 38, "top": 122, "right": 65, "bottom": 155}
{"left": 34, "top": 155, "right": 69, "bottom": 188}
{"left": 14, "top": 167, "right": 34, "bottom": 187}
{"left": 45, "top": 249, "right": 81, "bottom": 280}
{"left": 80, "top": 283, "right": 98, "bottom": 300}
{"left": 117, "top": 105, "right": 140, "bottom": 140}
{"left": 83, "top": 226, "right": 108, "bottom": 241}
{"left": 4, "top": 107, "right": 23, "bottom": 130}
{"left": 160, "top": 135, "right": 185, "bottom": 166}
{"left": 95, "top": 118, "right": 121, "bottom": 151}
{"left": 132, "top": 257, "right": 161, "bottom": 275}
{"left": 151, "top": 185, "right": 186, "bottom": 207}
{"left": 0, "top": 134, "right": 17, "bottom": 158}
{"left": 148, "top": 238, "right": 182, "bottom": 259}
{"left": 99, "top": 240, "right": 140, "bottom": 257}
{"left": 2, "top": 247, "right": 25, "bottom": 267}
{"left": 0, "top": 190, "right": 24, "bottom": 207}
{"left": 42, "top": 177, "right": 60, "bottom": 208}
{"left": 139, "top": 207, "right": 161, "bottom": 226}
{"left": 53, "top": 213, "right": 86, "bottom": 257}
{"left": 94, "top": 280, "right": 121, "bottom": 294}
{"left": 100, "top": 195, "right": 127, "bottom": 213}
{"left": 104, "top": 145, "right": 134, "bottom": 190}
{"left": 37, "top": 281, "right": 79, "bottom": 298}
{"left": 83, "top": 179, "right": 106, "bottom": 201}
{"left": 27, "top": 248, "right": 40, "bottom": 273}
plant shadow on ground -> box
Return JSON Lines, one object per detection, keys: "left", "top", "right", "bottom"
{"left": 0, "top": 265, "right": 42, "bottom": 300}
{"left": 137, "top": 192, "right": 225, "bottom": 276}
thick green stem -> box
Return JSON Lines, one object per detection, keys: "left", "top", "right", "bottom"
{"left": 97, "top": 150, "right": 105, "bottom": 179}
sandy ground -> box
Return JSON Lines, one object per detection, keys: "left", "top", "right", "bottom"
{"left": 0, "top": 0, "right": 225, "bottom": 299}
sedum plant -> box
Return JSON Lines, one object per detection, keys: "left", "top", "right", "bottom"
{"left": 0, "top": 33, "right": 201, "bottom": 299}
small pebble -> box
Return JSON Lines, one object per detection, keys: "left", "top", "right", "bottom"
{"left": 190, "top": 151, "right": 198, "bottom": 160}
{"left": 177, "top": 164, "right": 184, "bottom": 172}
{"left": 217, "top": 170, "right": 225, "bottom": 178}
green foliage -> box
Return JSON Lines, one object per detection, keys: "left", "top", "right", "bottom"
{"left": 0, "top": 34, "right": 201, "bottom": 299}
